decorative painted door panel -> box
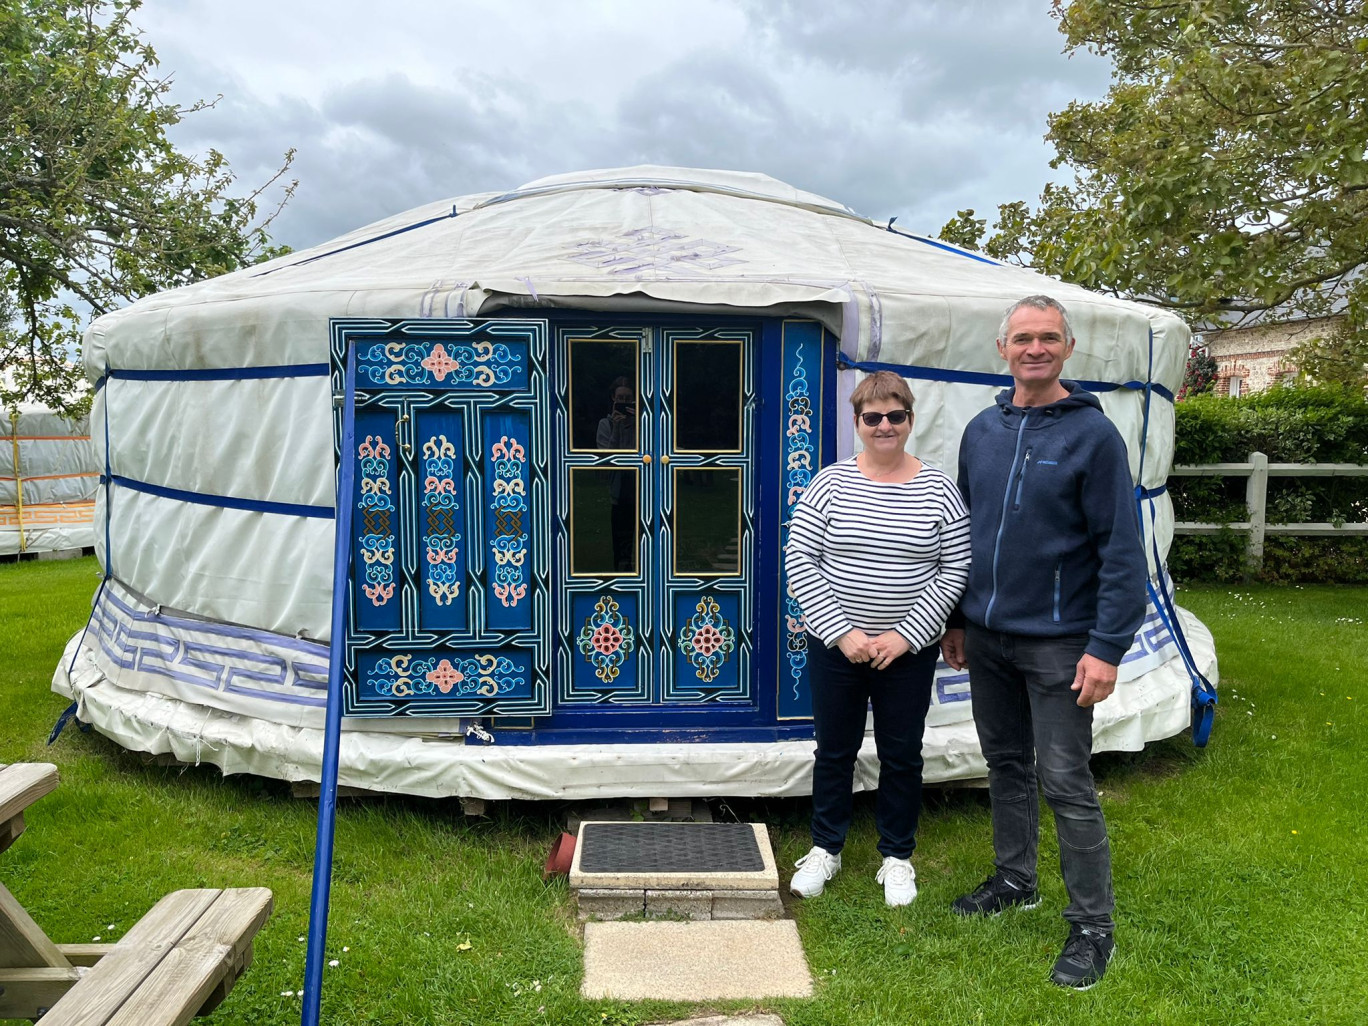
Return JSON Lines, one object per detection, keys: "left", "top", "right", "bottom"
{"left": 331, "top": 318, "right": 549, "bottom": 718}
{"left": 553, "top": 325, "right": 756, "bottom": 718}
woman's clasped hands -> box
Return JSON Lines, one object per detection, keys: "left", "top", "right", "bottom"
{"left": 836, "top": 628, "right": 911, "bottom": 670}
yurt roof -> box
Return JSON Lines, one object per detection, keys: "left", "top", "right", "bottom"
{"left": 83, "top": 165, "right": 1188, "bottom": 391}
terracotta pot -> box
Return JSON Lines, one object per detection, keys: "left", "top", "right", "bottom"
{"left": 543, "top": 831, "right": 576, "bottom": 879}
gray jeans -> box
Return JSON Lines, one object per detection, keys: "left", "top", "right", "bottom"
{"left": 965, "top": 624, "right": 1115, "bottom": 932}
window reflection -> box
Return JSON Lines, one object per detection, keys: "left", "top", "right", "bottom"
{"left": 571, "top": 467, "right": 638, "bottom": 576}
{"left": 674, "top": 341, "right": 741, "bottom": 452}
{"left": 570, "top": 339, "right": 638, "bottom": 451}
{"left": 674, "top": 468, "right": 740, "bottom": 576}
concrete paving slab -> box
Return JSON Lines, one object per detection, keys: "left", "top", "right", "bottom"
{"left": 582, "top": 920, "right": 813, "bottom": 1001}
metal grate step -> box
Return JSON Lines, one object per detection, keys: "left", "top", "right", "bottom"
{"left": 578, "top": 822, "right": 764, "bottom": 874}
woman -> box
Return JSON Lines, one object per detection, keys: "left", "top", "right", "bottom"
{"left": 784, "top": 370, "right": 971, "bottom": 906}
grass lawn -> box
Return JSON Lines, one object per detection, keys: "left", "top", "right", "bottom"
{"left": 2, "top": 557, "right": 1365, "bottom": 1024}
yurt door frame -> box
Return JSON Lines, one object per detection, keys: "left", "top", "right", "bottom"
{"left": 330, "top": 314, "right": 836, "bottom": 741}
{"left": 549, "top": 323, "right": 759, "bottom": 734}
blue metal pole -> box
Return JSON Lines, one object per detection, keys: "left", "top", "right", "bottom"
{"left": 302, "top": 342, "right": 357, "bottom": 1026}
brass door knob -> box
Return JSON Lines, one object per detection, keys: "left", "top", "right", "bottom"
{"left": 642, "top": 454, "right": 652, "bottom": 464}
{"left": 660, "top": 455, "right": 671, "bottom": 465}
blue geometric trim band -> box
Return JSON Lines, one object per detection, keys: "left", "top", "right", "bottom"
{"left": 835, "top": 353, "right": 1175, "bottom": 403}
{"left": 106, "top": 474, "right": 334, "bottom": 519}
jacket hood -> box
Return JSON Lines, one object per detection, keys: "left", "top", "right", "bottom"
{"left": 993, "top": 381, "right": 1102, "bottom": 417}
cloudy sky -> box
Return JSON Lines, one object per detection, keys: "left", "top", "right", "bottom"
{"left": 134, "top": 0, "right": 1114, "bottom": 252}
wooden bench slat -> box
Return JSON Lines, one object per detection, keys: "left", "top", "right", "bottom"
{"left": 36, "top": 889, "right": 221, "bottom": 1026}
{"left": 0, "top": 763, "right": 60, "bottom": 822}
{"left": 39, "top": 888, "right": 273, "bottom": 1026}
{"left": 0, "top": 880, "right": 72, "bottom": 970}
{"left": 0, "top": 764, "right": 59, "bottom": 854}
{"left": 104, "top": 887, "right": 273, "bottom": 1026}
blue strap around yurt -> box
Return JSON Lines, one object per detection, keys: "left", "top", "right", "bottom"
{"left": 1131, "top": 329, "right": 1218, "bottom": 746}
{"left": 835, "top": 352, "right": 1176, "bottom": 402}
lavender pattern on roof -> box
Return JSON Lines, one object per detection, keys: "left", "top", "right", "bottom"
{"left": 564, "top": 228, "right": 745, "bottom": 277}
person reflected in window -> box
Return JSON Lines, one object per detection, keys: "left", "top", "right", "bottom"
{"left": 597, "top": 376, "right": 637, "bottom": 572}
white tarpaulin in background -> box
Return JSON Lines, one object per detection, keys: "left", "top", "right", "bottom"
{"left": 51, "top": 166, "right": 1216, "bottom": 798}
{"left": 2, "top": 405, "right": 97, "bottom": 556}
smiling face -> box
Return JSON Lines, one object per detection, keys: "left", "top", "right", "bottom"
{"left": 855, "top": 397, "right": 912, "bottom": 457}
{"left": 998, "top": 305, "right": 1075, "bottom": 390}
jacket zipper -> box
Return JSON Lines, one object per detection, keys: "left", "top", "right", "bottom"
{"left": 1013, "top": 448, "right": 1033, "bottom": 510}
{"left": 1053, "top": 563, "right": 1062, "bottom": 622}
{"left": 985, "top": 412, "right": 1030, "bottom": 628}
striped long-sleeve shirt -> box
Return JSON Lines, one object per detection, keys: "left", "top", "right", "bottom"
{"left": 784, "top": 457, "right": 972, "bottom": 651}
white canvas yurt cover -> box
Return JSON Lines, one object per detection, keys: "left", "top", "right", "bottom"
{"left": 3, "top": 404, "right": 97, "bottom": 556}
{"left": 53, "top": 166, "right": 1218, "bottom": 798}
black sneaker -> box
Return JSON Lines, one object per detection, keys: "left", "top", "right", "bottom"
{"left": 950, "top": 872, "right": 1041, "bottom": 916}
{"left": 1050, "top": 925, "right": 1115, "bottom": 990}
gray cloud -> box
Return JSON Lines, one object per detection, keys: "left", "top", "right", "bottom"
{"left": 140, "top": 0, "right": 1115, "bottom": 250}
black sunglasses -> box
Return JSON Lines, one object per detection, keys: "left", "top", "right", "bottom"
{"left": 858, "top": 409, "right": 911, "bottom": 427}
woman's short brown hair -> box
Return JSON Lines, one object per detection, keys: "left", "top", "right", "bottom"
{"left": 850, "top": 370, "right": 915, "bottom": 416}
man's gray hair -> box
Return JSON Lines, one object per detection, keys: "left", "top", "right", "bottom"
{"left": 998, "top": 295, "right": 1074, "bottom": 343}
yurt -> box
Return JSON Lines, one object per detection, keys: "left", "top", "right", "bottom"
{"left": 53, "top": 166, "right": 1218, "bottom": 799}
{"left": 3, "top": 404, "right": 97, "bottom": 557}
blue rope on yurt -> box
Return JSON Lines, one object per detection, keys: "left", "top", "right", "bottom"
{"left": 835, "top": 352, "right": 1176, "bottom": 403}
{"left": 884, "top": 222, "right": 1002, "bottom": 266}
{"left": 252, "top": 207, "right": 459, "bottom": 276}
{"left": 103, "top": 475, "right": 334, "bottom": 520}
{"left": 1130, "top": 328, "right": 1218, "bottom": 746}
{"left": 105, "top": 364, "right": 329, "bottom": 382}
{"left": 302, "top": 342, "right": 358, "bottom": 1026}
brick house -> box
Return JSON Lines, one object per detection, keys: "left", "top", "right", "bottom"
{"left": 1201, "top": 313, "right": 1346, "bottom": 397}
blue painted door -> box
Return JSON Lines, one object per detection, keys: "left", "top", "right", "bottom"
{"left": 331, "top": 318, "right": 550, "bottom": 719}
{"left": 553, "top": 325, "right": 758, "bottom": 730}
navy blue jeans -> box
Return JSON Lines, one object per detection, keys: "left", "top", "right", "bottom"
{"left": 807, "top": 635, "right": 938, "bottom": 860}
{"left": 965, "top": 624, "right": 1115, "bottom": 932}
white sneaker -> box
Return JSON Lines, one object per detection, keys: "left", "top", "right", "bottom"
{"left": 790, "top": 846, "right": 841, "bottom": 897}
{"left": 877, "top": 856, "right": 916, "bottom": 907}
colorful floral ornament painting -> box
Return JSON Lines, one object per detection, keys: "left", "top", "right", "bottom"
{"left": 368, "top": 652, "right": 526, "bottom": 698}
{"left": 489, "top": 434, "right": 529, "bottom": 608}
{"left": 422, "top": 434, "right": 462, "bottom": 605}
{"left": 576, "top": 595, "right": 636, "bottom": 684}
{"left": 357, "top": 435, "right": 396, "bottom": 606}
{"left": 359, "top": 339, "right": 523, "bottom": 388}
{"left": 678, "top": 595, "right": 737, "bottom": 683}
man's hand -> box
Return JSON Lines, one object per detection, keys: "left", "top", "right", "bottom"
{"left": 1071, "top": 653, "right": 1117, "bottom": 707}
{"left": 836, "top": 629, "right": 875, "bottom": 664}
{"left": 940, "top": 628, "right": 967, "bottom": 671}
{"left": 869, "top": 631, "right": 911, "bottom": 670}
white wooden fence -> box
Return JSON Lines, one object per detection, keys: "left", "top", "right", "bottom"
{"left": 1170, "top": 451, "right": 1368, "bottom": 569}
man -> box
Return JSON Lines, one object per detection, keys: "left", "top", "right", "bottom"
{"left": 941, "top": 294, "right": 1146, "bottom": 990}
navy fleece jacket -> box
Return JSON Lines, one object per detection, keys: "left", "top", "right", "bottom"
{"left": 954, "top": 383, "right": 1147, "bottom": 665}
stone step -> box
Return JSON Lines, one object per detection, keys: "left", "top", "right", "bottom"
{"left": 570, "top": 821, "right": 782, "bottom": 920}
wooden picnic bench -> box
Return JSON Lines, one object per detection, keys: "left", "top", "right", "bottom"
{"left": 0, "top": 763, "right": 272, "bottom": 1024}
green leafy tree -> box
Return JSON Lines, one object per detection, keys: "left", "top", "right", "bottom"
{"left": 1, "top": 0, "right": 295, "bottom": 415}
{"left": 1290, "top": 321, "right": 1368, "bottom": 389}
{"left": 947, "top": 1, "right": 1368, "bottom": 348}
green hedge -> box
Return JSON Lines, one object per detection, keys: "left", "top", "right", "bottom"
{"left": 1168, "top": 386, "right": 1368, "bottom": 582}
